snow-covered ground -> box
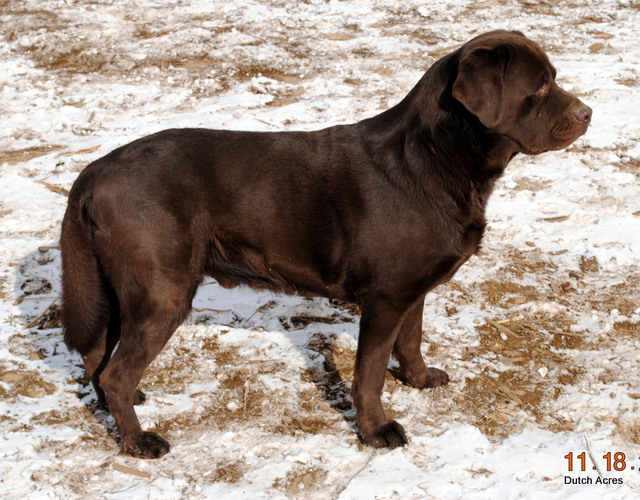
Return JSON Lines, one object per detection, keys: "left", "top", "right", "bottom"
{"left": 1, "top": 0, "right": 639, "bottom": 498}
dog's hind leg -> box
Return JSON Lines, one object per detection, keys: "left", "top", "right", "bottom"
{"left": 81, "top": 314, "right": 146, "bottom": 408}
{"left": 98, "top": 276, "right": 197, "bottom": 459}
{"left": 81, "top": 326, "right": 117, "bottom": 408}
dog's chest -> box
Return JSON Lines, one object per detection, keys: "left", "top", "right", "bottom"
{"left": 458, "top": 182, "right": 491, "bottom": 255}
{"left": 423, "top": 197, "right": 488, "bottom": 286}
{"left": 460, "top": 215, "right": 487, "bottom": 255}
{"left": 423, "top": 219, "right": 486, "bottom": 290}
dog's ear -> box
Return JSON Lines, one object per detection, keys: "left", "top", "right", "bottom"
{"left": 452, "top": 46, "right": 510, "bottom": 128}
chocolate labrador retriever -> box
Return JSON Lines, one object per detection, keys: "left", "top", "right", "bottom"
{"left": 61, "top": 30, "right": 591, "bottom": 458}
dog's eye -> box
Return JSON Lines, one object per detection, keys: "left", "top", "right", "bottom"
{"left": 524, "top": 83, "right": 548, "bottom": 107}
{"left": 531, "top": 84, "right": 549, "bottom": 98}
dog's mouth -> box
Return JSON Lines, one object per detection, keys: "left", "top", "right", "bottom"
{"left": 552, "top": 121, "right": 590, "bottom": 150}
{"left": 527, "top": 114, "right": 590, "bottom": 154}
{"left": 518, "top": 133, "right": 587, "bottom": 156}
{"left": 521, "top": 103, "right": 592, "bottom": 155}
{"left": 555, "top": 104, "right": 592, "bottom": 142}
{"left": 498, "top": 117, "right": 590, "bottom": 156}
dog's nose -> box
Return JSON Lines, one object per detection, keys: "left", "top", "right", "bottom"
{"left": 573, "top": 103, "right": 592, "bottom": 125}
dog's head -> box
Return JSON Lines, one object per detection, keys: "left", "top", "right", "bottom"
{"left": 451, "top": 31, "right": 591, "bottom": 154}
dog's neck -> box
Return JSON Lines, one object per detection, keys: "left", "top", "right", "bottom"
{"left": 359, "top": 58, "right": 518, "bottom": 204}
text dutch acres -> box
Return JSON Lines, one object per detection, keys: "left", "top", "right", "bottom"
{"left": 564, "top": 476, "right": 623, "bottom": 485}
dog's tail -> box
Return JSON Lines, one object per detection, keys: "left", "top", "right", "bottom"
{"left": 60, "top": 186, "right": 110, "bottom": 356}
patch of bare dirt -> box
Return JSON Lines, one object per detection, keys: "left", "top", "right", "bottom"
{"left": 273, "top": 464, "right": 328, "bottom": 497}
{"left": 0, "top": 146, "right": 64, "bottom": 166}
{"left": 432, "top": 245, "right": 640, "bottom": 438}
{"left": 0, "top": 363, "right": 57, "bottom": 399}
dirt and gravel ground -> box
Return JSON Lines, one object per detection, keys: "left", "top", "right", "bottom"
{"left": 1, "top": 0, "right": 639, "bottom": 498}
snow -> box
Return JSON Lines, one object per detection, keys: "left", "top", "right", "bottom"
{"left": 1, "top": 0, "right": 640, "bottom": 498}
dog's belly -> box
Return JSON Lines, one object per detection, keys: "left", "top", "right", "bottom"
{"left": 203, "top": 233, "right": 353, "bottom": 300}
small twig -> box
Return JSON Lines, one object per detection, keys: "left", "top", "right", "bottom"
{"left": 113, "top": 462, "right": 152, "bottom": 479}
{"left": 465, "top": 467, "right": 493, "bottom": 478}
{"left": 254, "top": 118, "right": 283, "bottom": 129}
{"left": 550, "top": 330, "right": 586, "bottom": 338}
{"left": 428, "top": 42, "right": 465, "bottom": 58}
{"left": 243, "top": 383, "right": 249, "bottom": 414}
{"left": 615, "top": 419, "right": 640, "bottom": 461}
{"left": 383, "top": 54, "right": 423, "bottom": 61}
{"left": 34, "top": 180, "right": 69, "bottom": 197}
{"left": 496, "top": 385, "right": 523, "bottom": 405}
{"left": 335, "top": 452, "right": 376, "bottom": 497}
{"left": 23, "top": 297, "right": 58, "bottom": 330}
{"left": 1, "top": 296, "right": 60, "bottom": 302}
{"left": 55, "top": 145, "right": 101, "bottom": 158}
{"left": 584, "top": 435, "right": 603, "bottom": 478}
{"left": 486, "top": 319, "right": 519, "bottom": 338}
{"left": 191, "top": 307, "right": 231, "bottom": 313}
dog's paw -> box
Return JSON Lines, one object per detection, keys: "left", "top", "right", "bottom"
{"left": 360, "top": 420, "right": 408, "bottom": 449}
{"left": 396, "top": 366, "right": 449, "bottom": 389}
{"left": 420, "top": 367, "right": 449, "bottom": 388}
{"left": 121, "top": 431, "right": 170, "bottom": 459}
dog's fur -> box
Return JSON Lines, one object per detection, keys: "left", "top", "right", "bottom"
{"left": 61, "top": 31, "right": 591, "bottom": 458}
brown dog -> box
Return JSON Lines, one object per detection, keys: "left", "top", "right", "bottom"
{"left": 61, "top": 31, "right": 591, "bottom": 458}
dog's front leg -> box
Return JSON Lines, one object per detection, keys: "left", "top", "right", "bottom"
{"left": 392, "top": 293, "right": 449, "bottom": 389}
{"left": 351, "top": 298, "right": 411, "bottom": 448}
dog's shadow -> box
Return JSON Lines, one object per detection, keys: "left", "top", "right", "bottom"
{"left": 15, "top": 245, "right": 361, "bottom": 443}
{"left": 188, "top": 286, "right": 362, "bottom": 435}
{"left": 14, "top": 246, "right": 118, "bottom": 436}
